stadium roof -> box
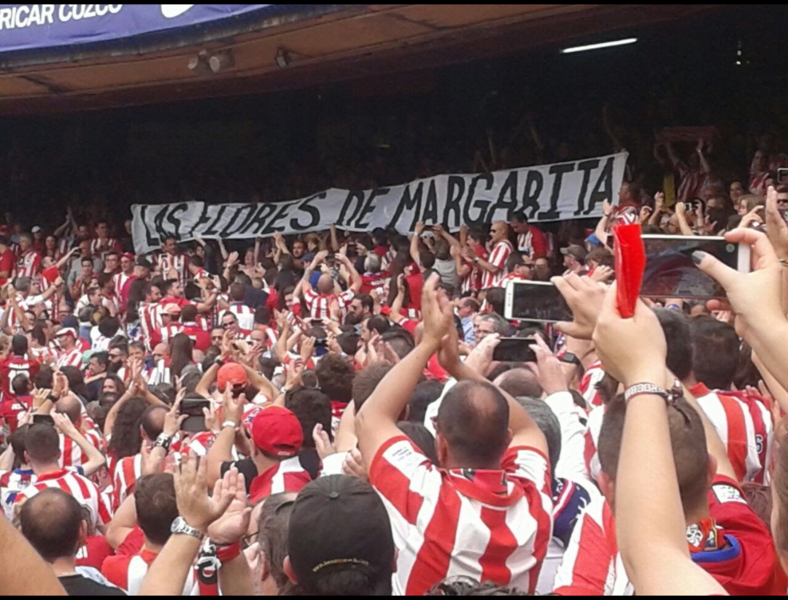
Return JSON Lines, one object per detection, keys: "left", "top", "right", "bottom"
{"left": 0, "top": 4, "right": 720, "bottom": 116}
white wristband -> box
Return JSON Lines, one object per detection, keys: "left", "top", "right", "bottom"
{"left": 221, "top": 420, "right": 237, "bottom": 430}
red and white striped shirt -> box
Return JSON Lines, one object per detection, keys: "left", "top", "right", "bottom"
{"left": 249, "top": 456, "right": 312, "bottom": 503}
{"left": 228, "top": 303, "right": 255, "bottom": 331}
{"left": 692, "top": 384, "right": 772, "bottom": 484}
{"left": 111, "top": 454, "right": 142, "bottom": 511}
{"left": 583, "top": 405, "right": 605, "bottom": 483}
{"left": 139, "top": 302, "right": 162, "bottom": 350}
{"left": 59, "top": 430, "right": 103, "bottom": 470}
{"left": 481, "top": 240, "right": 513, "bottom": 289}
{"left": 303, "top": 288, "right": 355, "bottom": 321}
{"left": 14, "top": 468, "right": 112, "bottom": 528}
{"left": 675, "top": 161, "right": 707, "bottom": 203}
{"left": 160, "top": 322, "right": 184, "bottom": 346}
{"left": 57, "top": 347, "right": 84, "bottom": 370}
{"left": 15, "top": 250, "right": 41, "bottom": 279}
{"left": 578, "top": 360, "right": 605, "bottom": 410}
{"left": 461, "top": 246, "right": 489, "bottom": 295}
{"left": 157, "top": 253, "right": 189, "bottom": 286}
{"left": 370, "top": 436, "right": 553, "bottom": 596}
{"left": 90, "top": 238, "right": 121, "bottom": 261}
{"left": 102, "top": 548, "right": 200, "bottom": 595}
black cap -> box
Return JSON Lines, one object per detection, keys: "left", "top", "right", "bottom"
{"left": 287, "top": 475, "right": 394, "bottom": 591}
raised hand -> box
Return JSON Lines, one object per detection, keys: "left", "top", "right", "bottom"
{"left": 420, "top": 273, "right": 454, "bottom": 349}
{"left": 174, "top": 454, "right": 237, "bottom": 534}
{"left": 312, "top": 424, "right": 336, "bottom": 460}
{"left": 552, "top": 274, "right": 606, "bottom": 340}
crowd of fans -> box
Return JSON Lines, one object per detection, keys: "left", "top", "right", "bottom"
{"left": 4, "top": 93, "right": 788, "bottom": 596}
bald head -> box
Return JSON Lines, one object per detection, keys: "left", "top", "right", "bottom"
{"left": 20, "top": 488, "right": 84, "bottom": 561}
{"left": 490, "top": 221, "right": 509, "bottom": 244}
{"left": 437, "top": 380, "right": 510, "bottom": 468}
{"left": 54, "top": 394, "right": 83, "bottom": 426}
{"left": 141, "top": 406, "right": 167, "bottom": 440}
{"left": 493, "top": 369, "right": 543, "bottom": 399}
{"left": 317, "top": 273, "right": 334, "bottom": 295}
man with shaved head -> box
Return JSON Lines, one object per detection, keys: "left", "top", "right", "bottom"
{"left": 53, "top": 394, "right": 104, "bottom": 470}
{"left": 478, "top": 221, "right": 514, "bottom": 289}
{"left": 299, "top": 250, "right": 362, "bottom": 322}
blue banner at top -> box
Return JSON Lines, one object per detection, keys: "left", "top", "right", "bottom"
{"left": 0, "top": 4, "right": 275, "bottom": 55}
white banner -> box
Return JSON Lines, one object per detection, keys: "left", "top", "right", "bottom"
{"left": 132, "top": 152, "right": 628, "bottom": 254}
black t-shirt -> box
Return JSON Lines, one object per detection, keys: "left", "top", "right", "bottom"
{"left": 59, "top": 575, "right": 126, "bottom": 597}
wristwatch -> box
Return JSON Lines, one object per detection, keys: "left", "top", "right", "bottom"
{"left": 214, "top": 358, "right": 225, "bottom": 368}
{"left": 153, "top": 433, "right": 172, "bottom": 453}
{"left": 559, "top": 352, "right": 582, "bottom": 368}
{"left": 171, "top": 517, "right": 203, "bottom": 540}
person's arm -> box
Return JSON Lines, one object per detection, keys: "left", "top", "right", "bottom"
{"left": 674, "top": 202, "right": 695, "bottom": 237}
{"left": 217, "top": 238, "right": 229, "bottom": 261}
{"left": 0, "top": 444, "right": 15, "bottom": 472}
{"left": 329, "top": 224, "right": 340, "bottom": 252}
{"left": 649, "top": 192, "right": 667, "bottom": 226}
{"left": 52, "top": 414, "right": 106, "bottom": 477}
{"left": 477, "top": 250, "right": 503, "bottom": 274}
{"left": 389, "top": 275, "right": 406, "bottom": 324}
{"left": 106, "top": 494, "right": 137, "bottom": 550}
{"left": 337, "top": 254, "right": 361, "bottom": 294}
{"left": 205, "top": 389, "right": 245, "bottom": 488}
{"left": 39, "top": 277, "right": 63, "bottom": 303}
{"left": 410, "top": 222, "right": 425, "bottom": 266}
{"left": 240, "top": 363, "right": 276, "bottom": 404}
{"left": 54, "top": 248, "right": 79, "bottom": 271}
{"left": 273, "top": 320, "right": 291, "bottom": 363}
{"left": 593, "top": 288, "right": 724, "bottom": 596}
{"left": 664, "top": 140, "right": 680, "bottom": 168}
{"left": 696, "top": 139, "right": 711, "bottom": 174}
{"left": 195, "top": 362, "right": 221, "bottom": 400}
{"left": 0, "top": 513, "right": 67, "bottom": 595}
{"left": 138, "top": 458, "right": 238, "bottom": 596}
{"left": 103, "top": 389, "right": 134, "bottom": 438}
{"left": 53, "top": 214, "right": 72, "bottom": 238}
{"left": 753, "top": 350, "right": 788, "bottom": 416}
{"left": 454, "top": 245, "right": 470, "bottom": 280}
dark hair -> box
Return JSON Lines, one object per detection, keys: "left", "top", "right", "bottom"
{"left": 33, "top": 365, "right": 54, "bottom": 390}
{"left": 107, "top": 397, "right": 148, "bottom": 460}
{"left": 598, "top": 396, "right": 709, "bottom": 510}
{"left": 380, "top": 328, "right": 415, "bottom": 360}
{"left": 315, "top": 355, "right": 355, "bottom": 404}
{"left": 258, "top": 493, "right": 296, "bottom": 590}
{"left": 98, "top": 317, "right": 121, "bottom": 338}
{"left": 9, "top": 425, "right": 29, "bottom": 469}
{"left": 398, "top": 421, "right": 438, "bottom": 464}
{"left": 690, "top": 317, "right": 739, "bottom": 390}
{"left": 408, "top": 380, "right": 444, "bottom": 425}
{"left": 181, "top": 304, "right": 198, "bottom": 323}
{"left": 355, "top": 294, "right": 374, "bottom": 314}
{"left": 511, "top": 211, "right": 529, "bottom": 225}
{"left": 255, "top": 307, "right": 271, "bottom": 326}
{"left": 426, "top": 577, "right": 527, "bottom": 596}
{"left": 11, "top": 334, "right": 28, "bottom": 356}
{"left": 352, "top": 363, "right": 393, "bottom": 411}
{"left": 135, "top": 474, "right": 179, "bottom": 546}
{"left": 184, "top": 282, "right": 203, "bottom": 302}
{"left": 20, "top": 489, "right": 83, "bottom": 561}
{"left": 30, "top": 324, "right": 47, "bottom": 347}
{"left": 436, "top": 380, "right": 510, "bottom": 468}
{"left": 12, "top": 374, "right": 31, "bottom": 396}
{"left": 97, "top": 272, "right": 113, "bottom": 290}
{"left": 60, "top": 366, "right": 90, "bottom": 400}
{"left": 366, "top": 315, "right": 390, "bottom": 336}
{"left": 337, "top": 331, "right": 361, "bottom": 356}
{"left": 25, "top": 424, "right": 60, "bottom": 463}
{"left": 259, "top": 357, "right": 278, "bottom": 382}
{"left": 654, "top": 309, "right": 693, "bottom": 381}
{"left": 90, "top": 351, "right": 110, "bottom": 372}
{"left": 285, "top": 387, "right": 333, "bottom": 448}
{"left": 169, "top": 333, "right": 194, "bottom": 380}
{"left": 484, "top": 288, "right": 506, "bottom": 316}
{"left": 230, "top": 282, "right": 246, "bottom": 303}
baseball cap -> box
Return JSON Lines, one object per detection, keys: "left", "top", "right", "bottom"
{"left": 31, "top": 226, "right": 42, "bottom": 234}
{"left": 560, "top": 244, "right": 588, "bottom": 262}
{"left": 55, "top": 327, "right": 77, "bottom": 339}
{"left": 288, "top": 475, "right": 395, "bottom": 592}
{"left": 217, "top": 363, "right": 248, "bottom": 393}
{"left": 250, "top": 405, "right": 303, "bottom": 458}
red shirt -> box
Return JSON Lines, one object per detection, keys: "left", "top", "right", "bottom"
{"left": 360, "top": 271, "right": 390, "bottom": 295}
{"left": 182, "top": 323, "right": 211, "bottom": 352}
{"left": 0, "top": 249, "right": 15, "bottom": 285}
{"left": 76, "top": 535, "right": 114, "bottom": 570}
{"left": 0, "top": 356, "right": 39, "bottom": 398}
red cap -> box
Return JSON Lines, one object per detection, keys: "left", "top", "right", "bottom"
{"left": 250, "top": 406, "right": 303, "bottom": 458}
{"left": 122, "top": 252, "right": 136, "bottom": 261}
{"left": 217, "top": 363, "right": 248, "bottom": 393}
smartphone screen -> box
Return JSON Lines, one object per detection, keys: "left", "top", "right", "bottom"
{"left": 504, "top": 281, "right": 573, "bottom": 323}
{"left": 180, "top": 399, "right": 211, "bottom": 433}
{"left": 641, "top": 235, "right": 750, "bottom": 299}
{"left": 492, "top": 337, "right": 537, "bottom": 363}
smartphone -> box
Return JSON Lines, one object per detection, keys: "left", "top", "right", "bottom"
{"left": 641, "top": 235, "right": 751, "bottom": 299}
{"left": 683, "top": 201, "right": 694, "bottom": 212}
{"left": 33, "top": 414, "right": 55, "bottom": 427}
{"left": 310, "top": 319, "right": 324, "bottom": 327}
{"left": 504, "top": 281, "right": 573, "bottom": 323}
{"left": 493, "top": 337, "right": 538, "bottom": 363}
{"left": 180, "top": 398, "right": 211, "bottom": 432}
{"left": 314, "top": 338, "right": 328, "bottom": 349}
{"left": 778, "top": 168, "right": 788, "bottom": 184}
